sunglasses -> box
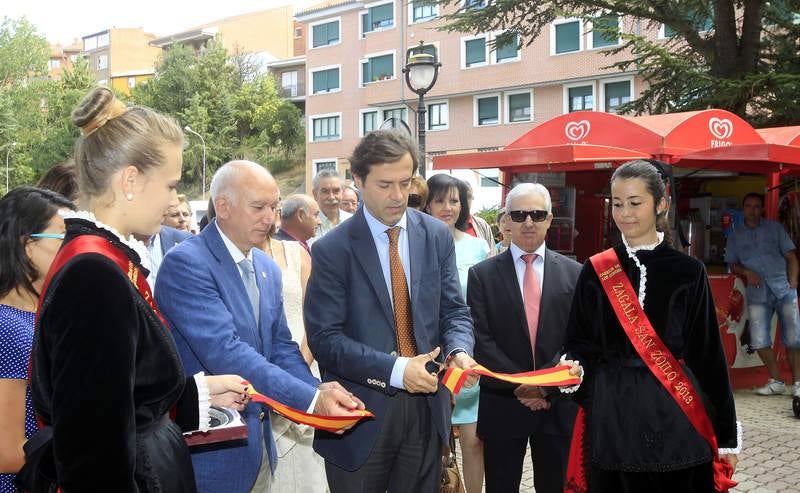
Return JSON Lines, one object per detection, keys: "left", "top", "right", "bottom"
{"left": 30, "top": 233, "right": 66, "bottom": 240}
{"left": 407, "top": 194, "right": 422, "bottom": 208}
{"left": 509, "top": 210, "right": 549, "bottom": 223}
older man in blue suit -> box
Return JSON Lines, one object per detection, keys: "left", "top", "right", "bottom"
{"left": 156, "top": 161, "right": 363, "bottom": 493}
{"left": 305, "top": 129, "right": 478, "bottom": 492}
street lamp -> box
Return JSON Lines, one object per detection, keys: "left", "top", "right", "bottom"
{"left": 403, "top": 41, "right": 441, "bottom": 178}
{"left": 5, "top": 142, "right": 17, "bottom": 195}
{"left": 184, "top": 126, "right": 207, "bottom": 200}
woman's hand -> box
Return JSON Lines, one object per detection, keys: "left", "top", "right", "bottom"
{"left": 723, "top": 453, "right": 738, "bottom": 473}
{"left": 205, "top": 375, "right": 250, "bottom": 411}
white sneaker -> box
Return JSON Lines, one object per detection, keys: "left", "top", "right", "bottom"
{"left": 755, "top": 379, "right": 786, "bottom": 395}
{"left": 793, "top": 382, "right": 800, "bottom": 398}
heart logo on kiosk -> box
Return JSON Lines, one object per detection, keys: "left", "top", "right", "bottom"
{"left": 708, "top": 118, "right": 733, "bottom": 140}
{"left": 565, "top": 120, "right": 591, "bottom": 141}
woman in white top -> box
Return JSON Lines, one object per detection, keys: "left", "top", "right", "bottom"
{"left": 262, "top": 216, "right": 327, "bottom": 493}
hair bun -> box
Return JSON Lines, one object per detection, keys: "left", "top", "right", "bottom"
{"left": 71, "top": 87, "right": 128, "bottom": 136}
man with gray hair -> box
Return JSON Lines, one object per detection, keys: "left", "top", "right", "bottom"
{"left": 312, "top": 169, "right": 353, "bottom": 241}
{"left": 156, "top": 161, "right": 364, "bottom": 493}
{"left": 467, "top": 182, "right": 581, "bottom": 493}
{"left": 275, "top": 193, "right": 321, "bottom": 256}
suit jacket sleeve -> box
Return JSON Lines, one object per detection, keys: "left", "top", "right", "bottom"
{"left": 436, "top": 232, "right": 475, "bottom": 356}
{"left": 156, "top": 246, "right": 317, "bottom": 411}
{"left": 305, "top": 238, "right": 398, "bottom": 392}
{"left": 43, "top": 257, "right": 140, "bottom": 493}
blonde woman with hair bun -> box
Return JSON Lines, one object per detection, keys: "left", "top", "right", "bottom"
{"left": 25, "top": 87, "right": 249, "bottom": 493}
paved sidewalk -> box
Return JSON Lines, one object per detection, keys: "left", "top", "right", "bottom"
{"left": 459, "top": 390, "right": 800, "bottom": 492}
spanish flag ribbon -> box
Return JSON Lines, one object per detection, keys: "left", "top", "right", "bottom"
{"left": 244, "top": 384, "right": 375, "bottom": 433}
{"left": 441, "top": 364, "right": 581, "bottom": 395}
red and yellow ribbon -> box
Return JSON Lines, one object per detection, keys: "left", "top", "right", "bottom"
{"left": 442, "top": 363, "right": 580, "bottom": 395}
{"left": 245, "top": 384, "right": 374, "bottom": 433}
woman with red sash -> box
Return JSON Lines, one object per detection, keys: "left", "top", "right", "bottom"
{"left": 26, "top": 88, "right": 249, "bottom": 493}
{"left": 563, "top": 160, "right": 739, "bottom": 492}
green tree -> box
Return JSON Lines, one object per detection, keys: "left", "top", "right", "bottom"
{"left": 0, "top": 16, "right": 49, "bottom": 85}
{"left": 432, "top": 0, "right": 800, "bottom": 125}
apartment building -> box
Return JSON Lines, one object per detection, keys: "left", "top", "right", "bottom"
{"left": 81, "top": 28, "right": 162, "bottom": 94}
{"left": 265, "top": 21, "right": 308, "bottom": 112}
{"left": 150, "top": 7, "right": 296, "bottom": 66}
{"left": 296, "top": 0, "right": 669, "bottom": 208}
{"left": 48, "top": 41, "right": 82, "bottom": 79}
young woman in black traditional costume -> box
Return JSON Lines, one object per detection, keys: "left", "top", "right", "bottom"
{"left": 27, "top": 87, "right": 249, "bottom": 493}
{"left": 563, "top": 160, "right": 740, "bottom": 493}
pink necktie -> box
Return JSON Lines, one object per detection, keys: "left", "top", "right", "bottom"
{"left": 521, "top": 254, "right": 541, "bottom": 367}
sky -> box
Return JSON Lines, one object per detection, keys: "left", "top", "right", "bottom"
{"left": 3, "top": 0, "right": 318, "bottom": 45}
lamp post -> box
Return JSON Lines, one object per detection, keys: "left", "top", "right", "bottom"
{"left": 184, "top": 126, "right": 207, "bottom": 200}
{"left": 403, "top": 41, "right": 441, "bottom": 178}
{"left": 5, "top": 142, "right": 17, "bottom": 195}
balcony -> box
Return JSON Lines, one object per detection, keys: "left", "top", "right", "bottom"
{"left": 278, "top": 82, "right": 305, "bottom": 100}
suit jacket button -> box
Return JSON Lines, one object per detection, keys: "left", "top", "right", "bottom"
{"left": 259, "top": 411, "right": 266, "bottom": 421}
{"left": 390, "top": 351, "right": 398, "bottom": 357}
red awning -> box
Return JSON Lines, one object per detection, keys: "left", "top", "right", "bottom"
{"left": 430, "top": 109, "right": 800, "bottom": 175}
{"left": 757, "top": 126, "right": 800, "bottom": 146}
{"left": 432, "top": 144, "right": 650, "bottom": 171}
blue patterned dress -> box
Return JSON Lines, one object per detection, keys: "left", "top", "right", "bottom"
{"left": 0, "top": 304, "right": 37, "bottom": 493}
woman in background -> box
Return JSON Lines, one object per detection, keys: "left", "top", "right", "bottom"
{"left": 261, "top": 194, "right": 327, "bottom": 493}
{"left": 0, "top": 187, "right": 74, "bottom": 493}
{"left": 424, "top": 174, "right": 489, "bottom": 493}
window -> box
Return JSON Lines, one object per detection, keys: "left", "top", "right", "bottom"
{"left": 475, "top": 95, "right": 500, "bottom": 126}
{"left": 128, "top": 77, "right": 136, "bottom": 89}
{"left": 97, "top": 32, "right": 109, "bottom": 47}
{"left": 70, "top": 54, "right": 79, "bottom": 62}
{"left": 294, "top": 27, "right": 303, "bottom": 38}
{"left": 568, "top": 85, "right": 594, "bottom": 112}
{"left": 48, "top": 59, "right": 61, "bottom": 70}
{"left": 554, "top": 20, "right": 581, "bottom": 54}
{"left": 464, "top": 37, "right": 487, "bottom": 67}
{"left": 494, "top": 33, "right": 519, "bottom": 63}
{"left": 281, "top": 71, "right": 298, "bottom": 96}
{"left": 314, "top": 159, "right": 338, "bottom": 175}
{"left": 465, "top": 0, "right": 487, "bottom": 9}
{"left": 661, "top": 12, "right": 713, "bottom": 37}
{"left": 311, "top": 114, "right": 341, "bottom": 142}
{"left": 98, "top": 79, "right": 108, "bottom": 86}
{"left": 427, "top": 102, "right": 448, "bottom": 130}
{"left": 591, "top": 14, "right": 620, "bottom": 48}
{"left": 410, "top": 1, "right": 437, "bottom": 22}
{"left": 311, "top": 66, "right": 340, "bottom": 94}
{"left": 97, "top": 55, "right": 108, "bottom": 70}
{"left": 603, "top": 80, "right": 632, "bottom": 113}
{"left": 360, "top": 109, "right": 379, "bottom": 136}
{"left": 506, "top": 91, "right": 532, "bottom": 123}
{"left": 361, "top": 53, "right": 394, "bottom": 85}
{"left": 480, "top": 169, "right": 500, "bottom": 187}
{"left": 83, "top": 36, "right": 97, "bottom": 51}
{"left": 311, "top": 19, "right": 340, "bottom": 48}
{"left": 382, "top": 107, "right": 407, "bottom": 123}
{"left": 362, "top": 2, "right": 394, "bottom": 35}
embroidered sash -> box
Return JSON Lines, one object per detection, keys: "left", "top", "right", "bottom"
{"left": 564, "top": 248, "right": 736, "bottom": 493}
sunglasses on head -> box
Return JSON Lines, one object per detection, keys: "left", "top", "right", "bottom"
{"left": 30, "top": 233, "right": 66, "bottom": 240}
{"left": 407, "top": 194, "right": 422, "bottom": 208}
{"left": 509, "top": 209, "right": 549, "bottom": 223}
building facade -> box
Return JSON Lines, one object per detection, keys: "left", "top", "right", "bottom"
{"left": 296, "top": 0, "right": 670, "bottom": 209}
{"left": 81, "top": 28, "right": 161, "bottom": 94}
{"left": 48, "top": 41, "right": 82, "bottom": 79}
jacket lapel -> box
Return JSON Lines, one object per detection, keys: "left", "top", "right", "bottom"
{"left": 496, "top": 249, "right": 529, "bottom": 341}
{"left": 407, "top": 211, "right": 424, "bottom": 313}
{"left": 350, "top": 211, "right": 395, "bottom": 328}
{"left": 202, "top": 221, "right": 261, "bottom": 345}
